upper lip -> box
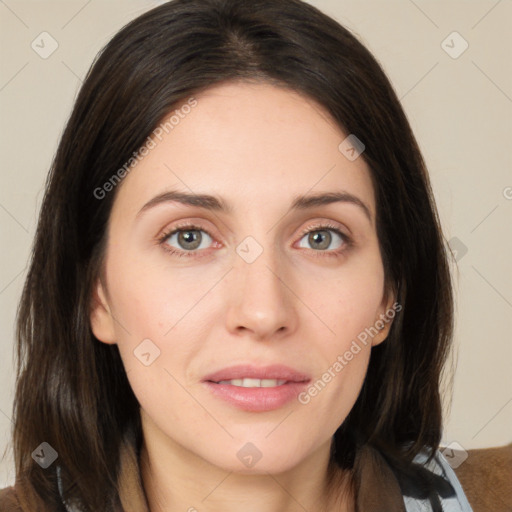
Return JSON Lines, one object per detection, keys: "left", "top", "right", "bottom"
{"left": 202, "top": 364, "right": 311, "bottom": 383}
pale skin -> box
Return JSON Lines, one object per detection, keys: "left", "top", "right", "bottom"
{"left": 90, "top": 80, "right": 396, "bottom": 512}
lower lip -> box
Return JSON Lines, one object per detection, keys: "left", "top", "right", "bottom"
{"left": 203, "top": 381, "right": 310, "bottom": 412}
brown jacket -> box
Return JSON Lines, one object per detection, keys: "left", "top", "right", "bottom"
{"left": 449, "top": 443, "right": 512, "bottom": 512}
{"left": 0, "top": 439, "right": 473, "bottom": 512}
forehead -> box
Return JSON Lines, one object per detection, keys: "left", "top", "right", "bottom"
{"left": 111, "top": 80, "right": 376, "bottom": 221}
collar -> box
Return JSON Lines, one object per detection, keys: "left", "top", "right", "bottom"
{"left": 116, "top": 434, "right": 151, "bottom": 512}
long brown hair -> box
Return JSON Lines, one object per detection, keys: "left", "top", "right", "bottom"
{"left": 10, "top": 0, "right": 454, "bottom": 509}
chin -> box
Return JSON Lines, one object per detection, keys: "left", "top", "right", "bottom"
{"left": 206, "top": 440, "right": 312, "bottom": 475}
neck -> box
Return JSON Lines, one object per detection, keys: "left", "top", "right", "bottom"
{"left": 139, "top": 418, "right": 354, "bottom": 512}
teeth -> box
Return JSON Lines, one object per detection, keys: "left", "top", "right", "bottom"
{"left": 217, "top": 378, "right": 287, "bottom": 387}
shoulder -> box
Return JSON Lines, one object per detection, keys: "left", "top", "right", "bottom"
{"left": 402, "top": 447, "right": 473, "bottom": 511}
{"left": 0, "top": 485, "right": 23, "bottom": 511}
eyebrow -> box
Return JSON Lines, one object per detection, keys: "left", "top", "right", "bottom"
{"left": 136, "top": 189, "right": 372, "bottom": 223}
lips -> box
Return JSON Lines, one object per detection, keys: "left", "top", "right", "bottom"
{"left": 202, "top": 364, "right": 311, "bottom": 412}
{"left": 202, "top": 364, "right": 311, "bottom": 384}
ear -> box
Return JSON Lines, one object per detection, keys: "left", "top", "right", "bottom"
{"left": 371, "top": 286, "right": 399, "bottom": 347}
{"left": 90, "top": 278, "right": 117, "bottom": 345}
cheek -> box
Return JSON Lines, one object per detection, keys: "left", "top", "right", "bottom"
{"left": 296, "top": 255, "right": 385, "bottom": 412}
{"left": 312, "top": 255, "right": 386, "bottom": 343}
{"left": 106, "top": 248, "right": 208, "bottom": 338}
{"left": 105, "top": 252, "right": 224, "bottom": 391}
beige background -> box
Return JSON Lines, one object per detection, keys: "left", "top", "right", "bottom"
{"left": 1, "top": 0, "right": 511, "bottom": 488}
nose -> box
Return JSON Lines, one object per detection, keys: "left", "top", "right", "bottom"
{"left": 224, "top": 244, "right": 298, "bottom": 342}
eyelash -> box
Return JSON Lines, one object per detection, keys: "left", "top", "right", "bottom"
{"left": 157, "top": 221, "right": 353, "bottom": 259}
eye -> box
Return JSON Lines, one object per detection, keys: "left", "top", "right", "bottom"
{"left": 158, "top": 221, "right": 352, "bottom": 259}
{"left": 296, "top": 223, "right": 351, "bottom": 257}
{"left": 158, "top": 223, "right": 215, "bottom": 258}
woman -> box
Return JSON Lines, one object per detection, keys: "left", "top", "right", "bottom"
{"left": 0, "top": 0, "right": 473, "bottom": 510}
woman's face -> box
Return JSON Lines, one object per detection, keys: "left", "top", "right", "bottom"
{"left": 91, "top": 80, "right": 395, "bottom": 474}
